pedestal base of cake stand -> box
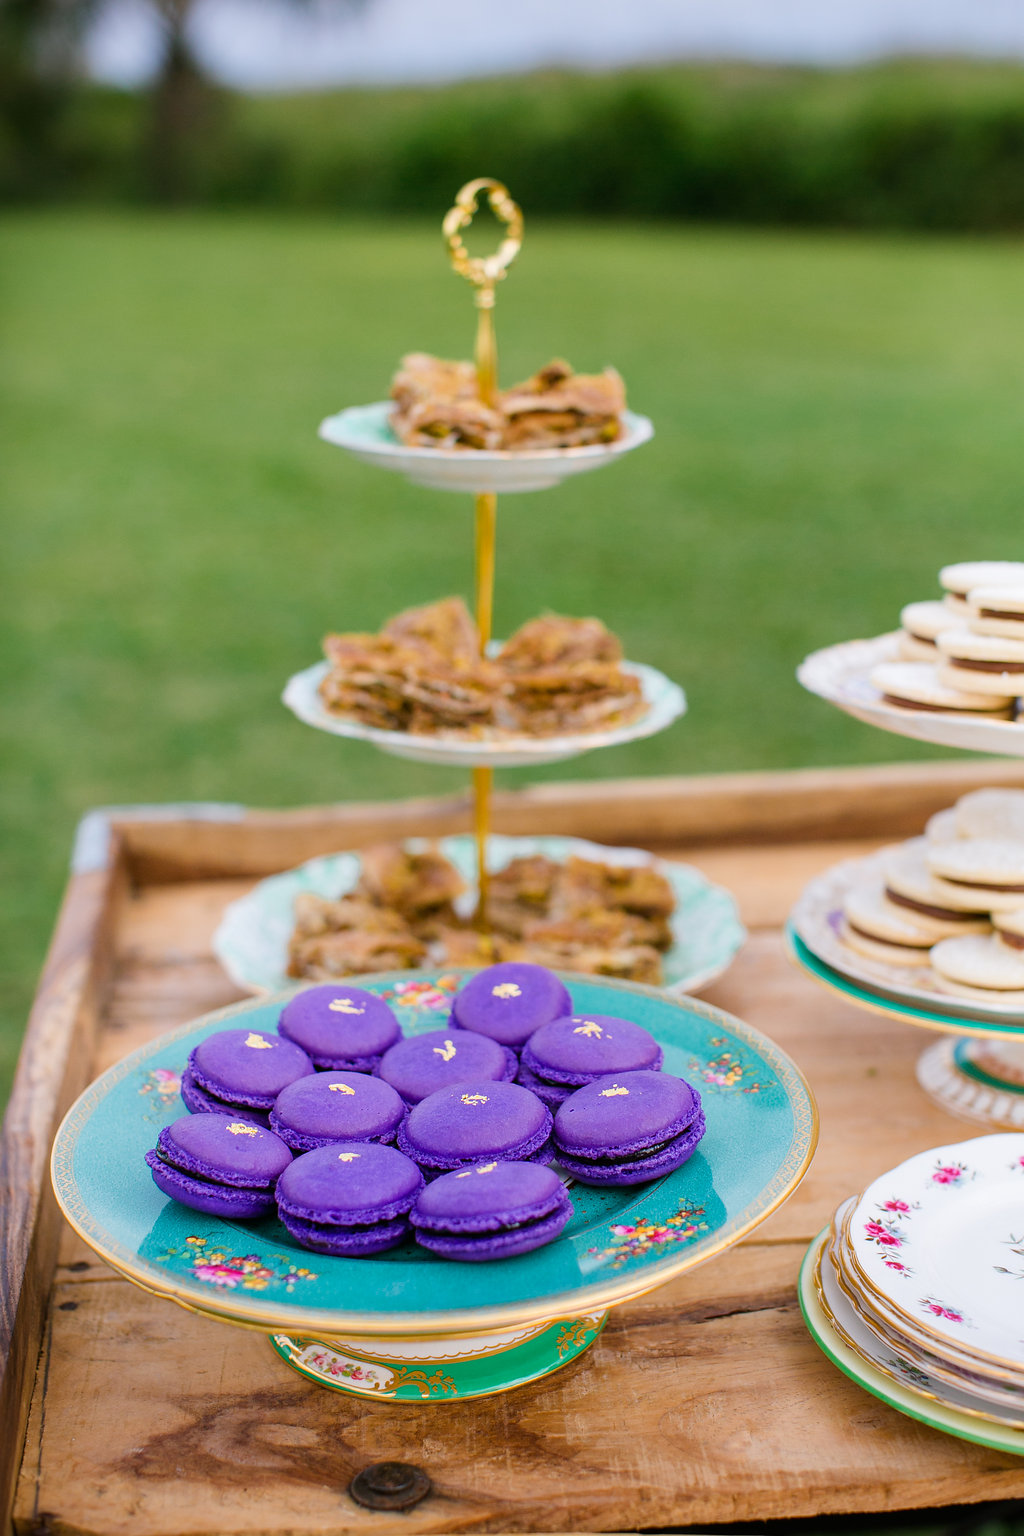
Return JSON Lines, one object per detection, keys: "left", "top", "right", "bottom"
{"left": 268, "top": 1313, "right": 607, "bottom": 1401}
{"left": 917, "top": 1037, "right": 1024, "bottom": 1130}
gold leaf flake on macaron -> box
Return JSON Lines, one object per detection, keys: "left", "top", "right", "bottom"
{"left": 244, "top": 1033, "right": 273, "bottom": 1049}
{"left": 461, "top": 1093, "right": 490, "bottom": 1104}
{"left": 600, "top": 1083, "right": 630, "bottom": 1097}
{"left": 456, "top": 1162, "right": 498, "bottom": 1177}
{"left": 226, "top": 1122, "right": 259, "bottom": 1136}
{"left": 491, "top": 982, "right": 522, "bottom": 998}
{"left": 432, "top": 1039, "right": 457, "bottom": 1060}
{"left": 328, "top": 1082, "right": 357, "bottom": 1094}
{"left": 328, "top": 997, "right": 365, "bottom": 1014}
{"left": 573, "top": 1021, "right": 606, "bottom": 1038}
{"left": 337, "top": 1151, "right": 361, "bottom": 1161}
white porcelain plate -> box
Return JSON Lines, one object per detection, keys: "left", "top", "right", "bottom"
{"left": 282, "top": 658, "right": 686, "bottom": 768}
{"left": 819, "top": 1212, "right": 1024, "bottom": 1426}
{"left": 318, "top": 402, "right": 654, "bottom": 495}
{"left": 797, "top": 633, "right": 1024, "bottom": 757}
{"left": 212, "top": 833, "right": 745, "bottom": 999}
{"left": 790, "top": 842, "right": 1024, "bottom": 1027}
{"left": 846, "top": 1133, "right": 1024, "bottom": 1372}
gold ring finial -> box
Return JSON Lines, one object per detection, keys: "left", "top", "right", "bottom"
{"left": 443, "top": 178, "right": 523, "bottom": 294}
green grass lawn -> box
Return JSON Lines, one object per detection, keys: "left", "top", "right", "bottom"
{"left": 5, "top": 211, "right": 1024, "bottom": 1106}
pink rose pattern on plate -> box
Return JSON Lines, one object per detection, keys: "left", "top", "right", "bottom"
{"left": 860, "top": 1158, "right": 979, "bottom": 1316}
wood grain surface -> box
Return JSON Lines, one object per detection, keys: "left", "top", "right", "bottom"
{"left": 8, "top": 766, "right": 1024, "bottom": 1535}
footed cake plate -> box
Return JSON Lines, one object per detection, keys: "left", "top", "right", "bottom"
{"left": 319, "top": 402, "right": 654, "bottom": 495}
{"left": 212, "top": 833, "right": 746, "bottom": 998}
{"left": 282, "top": 657, "right": 685, "bottom": 768}
{"left": 797, "top": 633, "right": 1024, "bottom": 757}
{"left": 51, "top": 972, "right": 816, "bottom": 1401}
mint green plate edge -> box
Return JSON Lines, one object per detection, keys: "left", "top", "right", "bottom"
{"left": 799, "top": 1230, "right": 1024, "bottom": 1457}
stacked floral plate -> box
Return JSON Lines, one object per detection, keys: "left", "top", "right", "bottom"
{"left": 800, "top": 1133, "right": 1024, "bottom": 1453}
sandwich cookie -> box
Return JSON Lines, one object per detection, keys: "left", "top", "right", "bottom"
{"left": 869, "top": 662, "right": 1015, "bottom": 718}
{"left": 954, "top": 788, "right": 1024, "bottom": 841}
{"left": 927, "top": 839, "right": 1024, "bottom": 912}
{"left": 939, "top": 562, "right": 1024, "bottom": 616}
{"left": 410, "top": 1160, "right": 573, "bottom": 1261}
{"left": 451, "top": 962, "right": 572, "bottom": 1049}
{"left": 277, "top": 984, "right": 400, "bottom": 1071}
{"left": 183, "top": 1029, "right": 314, "bottom": 1122}
{"left": 930, "top": 933, "right": 1024, "bottom": 1004}
{"left": 145, "top": 1113, "right": 292, "bottom": 1218}
{"left": 967, "top": 584, "right": 1024, "bottom": 641}
{"left": 899, "top": 600, "right": 962, "bottom": 663}
{"left": 397, "top": 1079, "right": 553, "bottom": 1177}
{"left": 553, "top": 1070, "right": 705, "bottom": 1186}
{"left": 269, "top": 1070, "right": 406, "bottom": 1152}
{"left": 881, "top": 845, "right": 991, "bottom": 940}
{"left": 275, "top": 1141, "right": 424, "bottom": 1255}
{"left": 374, "top": 1028, "right": 516, "bottom": 1106}
{"left": 936, "top": 629, "right": 1024, "bottom": 698}
{"left": 840, "top": 882, "right": 935, "bottom": 967}
{"left": 518, "top": 1013, "right": 663, "bottom": 1109}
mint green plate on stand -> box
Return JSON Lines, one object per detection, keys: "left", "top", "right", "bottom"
{"left": 52, "top": 971, "right": 816, "bottom": 1402}
{"left": 213, "top": 834, "right": 745, "bottom": 1000}
{"left": 786, "top": 923, "right": 1024, "bottom": 1133}
{"left": 799, "top": 1231, "right": 1024, "bottom": 1456}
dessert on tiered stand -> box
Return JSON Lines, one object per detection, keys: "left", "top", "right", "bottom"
{"left": 794, "top": 562, "right": 1024, "bottom": 1129}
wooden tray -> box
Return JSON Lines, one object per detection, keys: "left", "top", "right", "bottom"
{"left": 8, "top": 759, "right": 1024, "bottom": 1536}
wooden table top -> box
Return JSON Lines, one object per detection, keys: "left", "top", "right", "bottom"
{"left": 7, "top": 762, "right": 1024, "bottom": 1535}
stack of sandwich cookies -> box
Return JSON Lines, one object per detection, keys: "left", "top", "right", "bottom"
{"left": 269, "top": 1071, "right": 405, "bottom": 1152}
{"left": 840, "top": 882, "right": 935, "bottom": 967}
{"left": 410, "top": 1161, "right": 573, "bottom": 1260}
{"left": 145, "top": 1113, "right": 292, "bottom": 1218}
{"left": 277, "top": 984, "right": 400, "bottom": 1071}
{"left": 899, "top": 600, "right": 962, "bottom": 663}
{"left": 374, "top": 1028, "right": 516, "bottom": 1105}
{"left": 182, "top": 1029, "right": 314, "bottom": 1124}
{"left": 929, "top": 934, "right": 1024, "bottom": 1005}
{"left": 397, "top": 1080, "right": 553, "bottom": 1177}
{"left": 518, "top": 1013, "right": 663, "bottom": 1108}
{"left": 275, "top": 1141, "right": 423, "bottom": 1255}
{"left": 553, "top": 1070, "right": 705, "bottom": 1185}
{"left": 451, "top": 961, "right": 572, "bottom": 1049}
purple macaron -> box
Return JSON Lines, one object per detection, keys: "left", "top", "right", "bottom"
{"left": 145, "top": 1112, "right": 293, "bottom": 1218}
{"left": 411, "top": 1160, "right": 573, "bottom": 1261}
{"left": 269, "top": 1070, "right": 406, "bottom": 1152}
{"left": 278, "top": 985, "right": 401, "bottom": 1071}
{"left": 375, "top": 1028, "right": 516, "bottom": 1106}
{"left": 397, "top": 1079, "right": 553, "bottom": 1177}
{"left": 185, "top": 1028, "right": 314, "bottom": 1120}
{"left": 450, "top": 963, "right": 572, "bottom": 1049}
{"left": 553, "top": 1070, "right": 705, "bottom": 1186}
{"left": 518, "top": 1013, "right": 663, "bottom": 1108}
{"left": 275, "top": 1141, "right": 424, "bottom": 1255}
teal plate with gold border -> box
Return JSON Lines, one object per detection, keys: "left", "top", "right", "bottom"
{"left": 51, "top": 972, "right": 817, "bottom": 1346}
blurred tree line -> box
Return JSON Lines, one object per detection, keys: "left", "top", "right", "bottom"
{"left": 5, "top": 15, "right": 1024, "bottom": 231}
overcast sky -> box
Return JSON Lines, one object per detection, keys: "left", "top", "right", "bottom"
{"left": 87, "top": 0, "right": 1024, "bottom": 92}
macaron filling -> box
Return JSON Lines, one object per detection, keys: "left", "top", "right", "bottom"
{"left": 180, "top": 1069, "right": 270, "bottom": 1124}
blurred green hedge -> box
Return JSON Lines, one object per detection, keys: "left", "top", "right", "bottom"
{"left": 9, "top": 58, "right": 1024, "bottom": 228}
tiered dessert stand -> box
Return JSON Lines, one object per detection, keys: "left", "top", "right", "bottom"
{"left": 286, "top": 177, "right": 681, "bottom": 927}
{"left": 794, "top": 634, "right": 1024, "bottom": 1130}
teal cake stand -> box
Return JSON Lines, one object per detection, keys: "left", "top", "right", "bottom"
{"left": 52, "top": 970, "right": 817, "bottom": 1402}
{"left": 786, "top": 925, "right": 1024, "bottom": 1133}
